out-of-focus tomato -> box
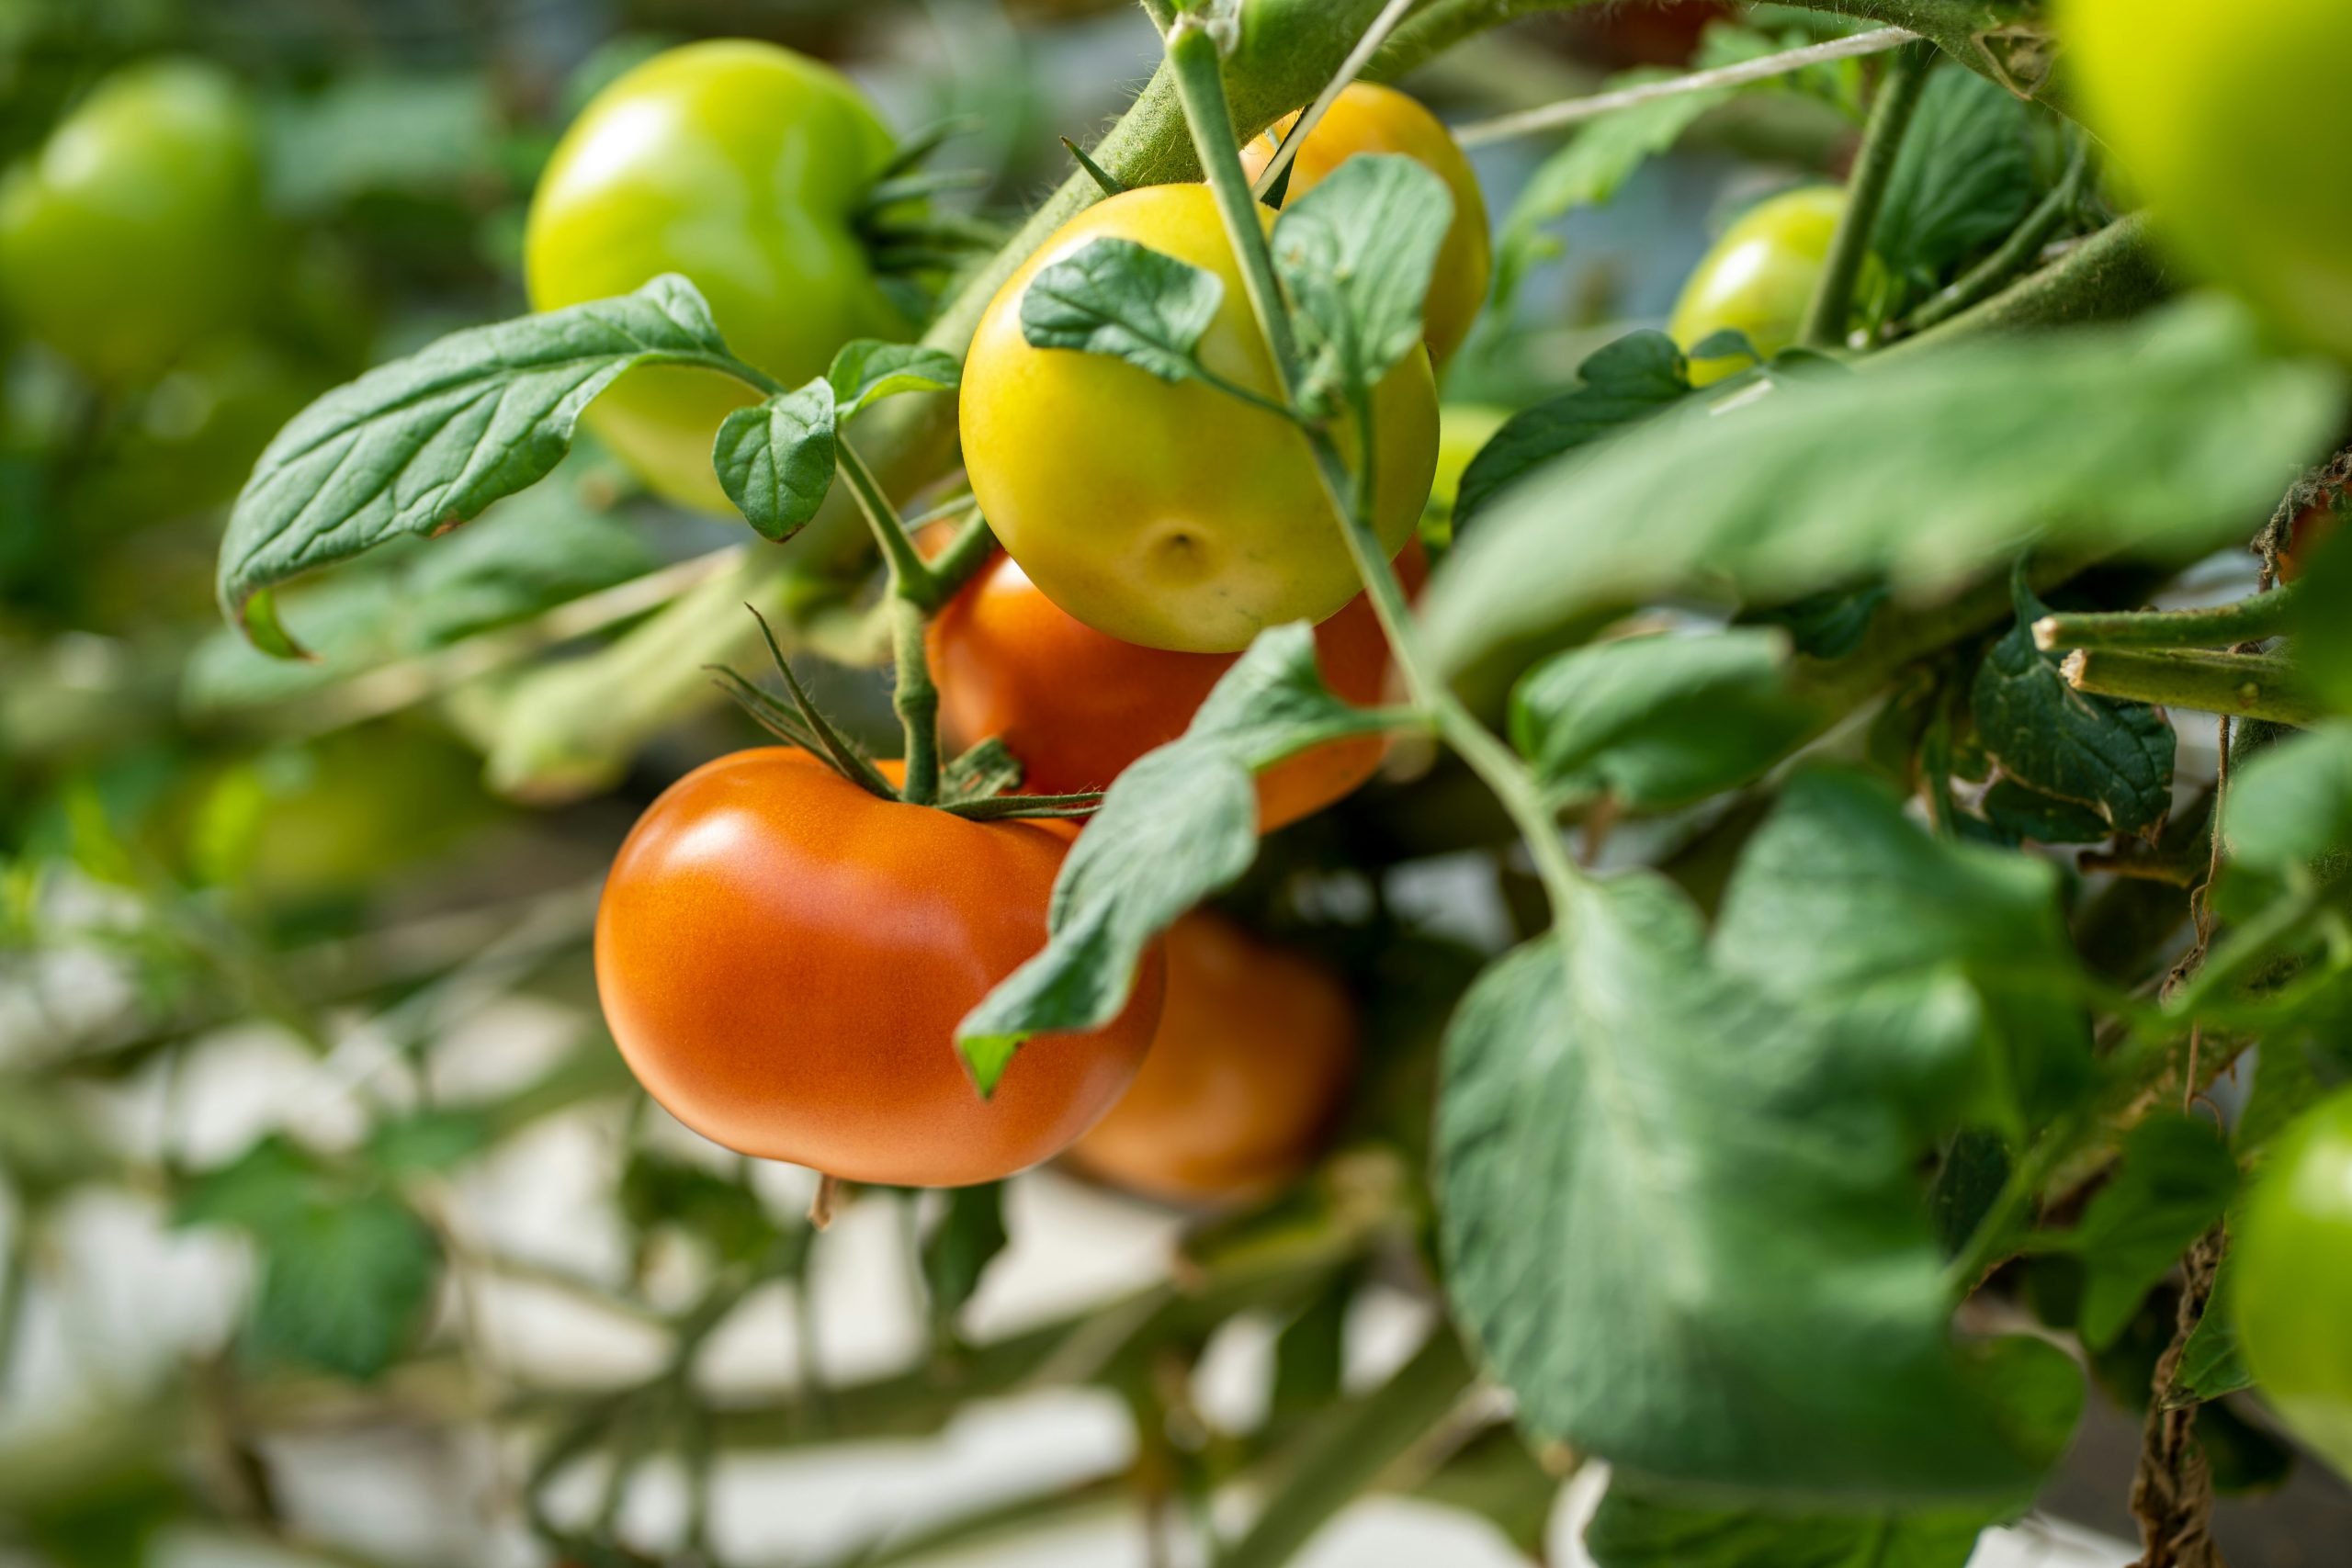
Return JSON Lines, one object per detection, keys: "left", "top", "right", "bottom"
{"left": 1240, "top": 82, "right": 1491, "bottom": 366}
{"left": 1067, "top": 910, "right": 1357, "bottom": 1205}
{"left": 928, "top": 542, "right": 1420, "bottom": 831}
{"left": 0, "top": 60, "right": 264, "bottom": 381}
{"left": 526, "top": 40, "right": 917, "bottom": 512}
{"left": 959, "top": 183, "right": 1439, "bottom": 652}
{"left": 2236, "top": 1088, "right": 2352, "bottom": 1481}
{"left": 594, "top": 749, "right": 1164, "bottom": 1186}
{"left": 2062, "top": 0, "right": 2352, "bottom": 361}
{"left": 1668, "top": 186, "right": 1846, "bottom": 385}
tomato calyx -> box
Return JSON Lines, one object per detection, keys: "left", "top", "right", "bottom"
{"left": 713, "top": 605, "right": 1102, "bottom": 822}
{"left": 852, "top": 118, "right": 1004, "bottom": 288}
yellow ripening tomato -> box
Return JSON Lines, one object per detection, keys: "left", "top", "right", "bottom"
{"left": 1241, "top": 82, "right": 1492, "bottom": 365}
{"left": 959, "top": 183, "right": 1439, "bottom": 652}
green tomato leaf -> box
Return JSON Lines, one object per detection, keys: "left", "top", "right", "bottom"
{"left": 368, "top": 1109, "right": 493, "bottom": 1175}
{"left": 1868, "top": 67, "right": 2038, "bottom": 317}
{"left": 1585, "top": 1478, "right": 1989, "bottom": 1568}
{"left": 174, "top": 1134, "right": 322, "bottom": 1232}
{"left": 1509, "top": 627, "right": 1817, "bottom": 811}
{"left": 715, "top": 378, "right": 838, "bottom": 542}
{"left": 618, "top": 1151, "right": 781, "bottom": 1267}
{"left": 1438, "top": 874, "right": 2054, "bottom": 1504}
{"left": 1714, "top": 769, "right": 2091, "bottom": 1139}
{"left": 956, "top": 624, "right": 1398, "bottom": 1094}
{"left": 827, "top": 340, "right": 963, "bottom": 419}
{"left": 1973, "top": 571, "right": 2176, "bottom": 836}
{"left": 2174, "top": 1246, "right": 2255, "bottom": 1404}
{"left": 2030, "top": 1113, "right": 2236, "bottom": 1350}
{"left": 1424, "top": 301, "right": 2345, "bottom": 684}
{"left": 2222, "top": 719, "right": 2352, "bottom": 881}
{"left": 1453, "top": 331, "right": 1692, "bottom": 530}
{"left": 1978, "top": 777, "right": 2116, "bottom": 845}
{"left": 218, "top": 275, "right": 742, "bottom": 656}
{"left": 248, "top": 1191, "right": 440, "bottom": 1380}
{"left": 1018, "top": 235, "right": 1225, "bottom": 385}
{"left": 1739, "top": 581, "right": 1891, "bottom": 660}
{"left": 1272, "top": 152, "right": 1452, "bottom": 416}
{"left": 922, "top": 1180, "right": 1009, "bottom": 1335}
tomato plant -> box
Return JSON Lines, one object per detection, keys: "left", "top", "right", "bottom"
{"left": 1068, "top": 910, "right": 1357, "bottom": 1204}
{"left": 957, "top": 182, "right": 1439, "bottom": 651}
{"left": 526, "top": 40, "right": 920, "bottom": 512}
{"left": 1241, "top": 82, "right": 1491, "bottom": 365}
{"left": 33, "top": 1, "right": 2352, "bottom": 1563}
{"left": 594, "top": 748, "right": 1162, "bottom": 1187}
{"left": 1668, "top": 184, "right": 1846, "bottom": 384}
{"left": 0, "top": 59, "right": 262, "bottom": 381}
{"left": 928, "top": 542, "right": 1419, "bottom": 830}
{"left": 2063, "top": 0, "right": 2352, "bottom": 362}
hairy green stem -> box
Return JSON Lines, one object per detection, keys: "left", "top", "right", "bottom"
{"left": 2061, "top": 648, "right": 2317, "bottom": 727}
{"left": 1881, "top": 214, "right": 2174, "bottom": 358}
{"left": 1802, "top": 40, "right": 1937, "bottom": 350}
{"left": 1902, "top": 141, "right": 2088, "bottom": 336}
{"left": 835, "top": 436, "right": 947, "bottom": 803}
{"left": 2034, "top": 585, "right": 2298, "bottom": 653}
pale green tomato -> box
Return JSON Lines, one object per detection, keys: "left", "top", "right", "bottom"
{"left": 525, "top": 39, "right": 915, "bottom": 513}
{"left": 2237, "top": 1087, "right": 2352, "bottom": 1481}
{"left": 0, "top": 60, "right": 264, "bottom": 381}
{"left": 2062, "top": 0, "right": 2352, "bottom": 360}
{"left": 1668, "top": 186, "right": 1846, "bottom": 387}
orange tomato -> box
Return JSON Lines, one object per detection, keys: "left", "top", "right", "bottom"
{"left": 594, "top": 749, "right": 1164, "bottom": 1186}
{"left": 928, "top": 544, "right": 1422, "bottom": 831}
{"left": 1068, "top": 911, "right": 1358, "bottom": 1205}
{"left": 1242, "top": 82, "right": 1491, "bottom": 366}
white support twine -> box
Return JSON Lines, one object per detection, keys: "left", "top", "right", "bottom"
{"left": 1451, "top": 25, "right": 1917, "bottom": 149}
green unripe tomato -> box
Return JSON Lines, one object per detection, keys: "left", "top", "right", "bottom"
{"left": 2235, "top": 1087, "right": 2352, "bottom": 1480}
{"left": 0, "top": 59, "right": 264, "bottom": 382}
{"left": 1668, "top": 186, "right": 1845, "bottom": 387}
{"left": 525, "top": 39, "right": 917, "bottom": 513}
{"left": 2062, "top": 0, "right": 2352, "bottom": 361}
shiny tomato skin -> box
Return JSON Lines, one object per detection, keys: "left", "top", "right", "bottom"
{"left": 0, "top": 59, "right": 263, "bottom": 382}
{"left": 958, "top": 183, "right": 1439, "bottom": 653}
{"left": 594, "top": 749, "right": 1163, "bottom": 1186}
{"left": 1668, "top": 185, "right": 1846, "bottom": 386}
{"left": 927, "top": 543, "right": 1420, "bottom": 830}
{"left": 2062, "top": 0, "right": 2352, "bottom": 361}
{"left": 525, "top": 40, "right": 915, "bottom": 513}
{"left": 1068, "top": 911, "right": 1358, "bottom": 1205}
{"left": 1240, "top": 82, "right": 1491, "bottom": 366}
{"left": 2235, "top": 1088, "right": 2352, "bottom": 1480}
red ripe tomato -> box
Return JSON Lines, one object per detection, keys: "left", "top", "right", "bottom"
{"left": 1067, "top": 911, "right": 1358, "bottom": 1205}
{"left": 594, "top": 749, "right": 1164, "bottom": 1186}
{"left": 927, "top": 544, "right": 1423, "bottom": 831}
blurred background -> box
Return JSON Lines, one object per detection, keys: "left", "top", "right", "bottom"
{"left": 0, "top": 3, "right": 2340, "bottom": 1564}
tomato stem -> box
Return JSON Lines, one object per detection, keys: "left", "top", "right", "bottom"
{"left": 1167, "top": 19, "right": 1305, "bottom": 400}
{"left": 2061, "top": 647, "right": 2316, "bottom": 727}
{"left": 2034, "top": 583, "right": 2300, "bottom": 654}
{"left": 834, "top": 436, "right": 949, "bottom": 804}
{"left": 1167, "top": 2, "right": 1588, "bottom": 923}
{"left": 1900, "top": 135, "right": 2089, "bottom": 337}
{"left": 1799, "top": 39, "right": 1936, "bottom": 351}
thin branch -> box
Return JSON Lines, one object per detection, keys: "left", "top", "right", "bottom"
{"left": 2034, "top": 584, "right": 2299, "bottom": 653}
{"left": 1453, "top": 26, "right": 1917, "bottom": 148}
{"left": 2061, "top": 648, "right": 2318, "bottom": 728}
{"left": 1801, "top": 39, "right": 1937, "bottom": 349}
